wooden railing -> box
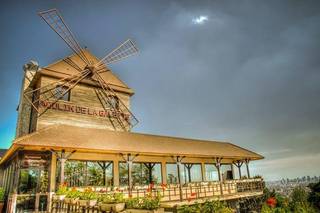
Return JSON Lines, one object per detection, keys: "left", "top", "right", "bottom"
{"left": 6, "top": 178, "right": 264, "bottom": 212}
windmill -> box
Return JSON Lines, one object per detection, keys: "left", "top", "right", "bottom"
{"left": 24, "top": 8, "right": 139, "bottom": 131}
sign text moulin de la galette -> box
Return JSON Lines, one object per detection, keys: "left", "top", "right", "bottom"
{"left": 39, "top": 100, "right": 130, "bottom": 120}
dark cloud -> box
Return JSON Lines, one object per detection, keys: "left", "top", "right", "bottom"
{"left": 0, "top": 0, "right": 320, "bottom": 180}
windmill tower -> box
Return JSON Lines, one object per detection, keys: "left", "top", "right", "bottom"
{"left": 16, "top": 9, "right": 139, "bottom": 137}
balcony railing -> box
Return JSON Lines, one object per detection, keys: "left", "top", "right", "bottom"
{"left": 6, "top": 178, "right": 264, "bottom": 213}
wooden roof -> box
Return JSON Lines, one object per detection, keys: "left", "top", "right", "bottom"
{"left": 0, "top": 125, "right": 263, "bottom": 163}
{"left": 29, "top": 49, "right": 134, "bottom": 95}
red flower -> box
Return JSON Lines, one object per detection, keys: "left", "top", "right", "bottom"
{"left": 266, "top": 197, "right": 277, "bottom": 208}
{"left": 161, "top": 183, "right": 167, "bottom": 189}
{"left": 191, "top": 192, "right": 196, "bottom": 197}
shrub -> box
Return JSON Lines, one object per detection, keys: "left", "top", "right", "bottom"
{"left": 100, "top": 192, "right": 124, "bottom": 204}
{"left": 308, "top": 181, "right": 320, "bottom": 210}
{"left": 66, "top": 188, "right": 80, "bottom": 199}
{"left": 126, "top": 193, "right": 161, "bottom": 210}
{"left": 56, "top": 183, "right": 68, "bottom": 195}
{"left": 78, "top": 188, "right": 98, "bottom": 200}
{"left": 178, "top": 200, "right": 233, "bottom": 213}
{"left": 0, "top": 187, "right": 4, "bottom": 201}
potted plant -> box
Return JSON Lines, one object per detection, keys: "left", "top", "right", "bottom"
{"left": 65, "top": 188, "right": 80, "bottom": 204}
{"left": 126, "top": 193, "right": 164, "bottom": 213}
{"left": 78, "top": 188, "right": 98, "bottom": 207}
{"left": 0, "top": 187, "right": 4, "bottom": 213}
{"left": 99, "top": 192, "right": 125, "bottom": 212}
{"left": 54, "top": 183, "right": 68, "bottom": 201}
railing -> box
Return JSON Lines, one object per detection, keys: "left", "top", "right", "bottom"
{"left": 7, "top": 178, "right": 263, "bottom": 212}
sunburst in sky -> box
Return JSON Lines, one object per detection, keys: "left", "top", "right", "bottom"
{"left": 192, "top": 15, "right": 208, "bottom": 25}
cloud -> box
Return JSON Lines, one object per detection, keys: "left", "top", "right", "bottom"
{"left": 192, "top": 15, "right": 208, "bottom": 25}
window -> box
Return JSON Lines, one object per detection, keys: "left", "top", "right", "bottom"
{"left": 107, "top": 95, "right": 119, "bottom": 109}
{"left": 166, "top": 163, "right": 178, "bottom": 184}
{"left": 55, "top": 85, "right": 70, "bottom": 101}
{"left": 63, "top": 160, "right": 113, "bottom": 187}
{"left": 221, "top": 164, "right": 233, "bottom": 180}
{"left": 181, "top": 164, "right": 202, "bottom": 183}
{"left": 119, "top": 162, "right": 162, "bottom": 187}
{"left": 205, "top": 164, "right": 219, "bottom": 181}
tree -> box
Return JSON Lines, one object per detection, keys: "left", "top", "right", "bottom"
{"left": 308, "top": 181, "right": 320, "bottom": 210}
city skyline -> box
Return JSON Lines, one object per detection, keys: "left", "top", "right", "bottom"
{"left": 0, "top": 0, "right": 320, "bottom": 181}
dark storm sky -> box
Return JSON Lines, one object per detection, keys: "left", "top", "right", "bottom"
{"left": 0, "top": 0, "right": 319, "bottom": 180}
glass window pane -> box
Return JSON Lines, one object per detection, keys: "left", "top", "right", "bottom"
{"left": 119, "top": 162, "right": 128, "bottom": 186}
{"left": 166, "top": 164, "right": 178, "bottom": 184}
{"left": 205, "top": 164, "right": 219, "bottom": 181}
{"left": 64, "top": 161, "right": 113, "bottom": 187}
{"left": 19, "top": 169, "right": 39, "bottom": 194}
{"left": 221, "top": 164, "right": 233, "bottom": 180}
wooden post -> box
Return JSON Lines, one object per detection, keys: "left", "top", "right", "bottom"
{"left": 173, "top": 156, "right": 185, "bottom": 201}
{"left": 161, "top": 161, "right": 167, "bottom": 184}
{"left": 245, "top": 159, "right": 250, "bottom": 178}
{"left": 60, "top": 158, "right": 66, "bottom": 185}
{"left": 184, "top": 164, "right": 193, "bottom": 183}
{"left": 120, "top": 153, "right": 139, "bottom": 195}
{"left": 176, "top": 160, "right": 183, "bottom": 201}
{"left": 214, "top": 157, "right": 223, "bottom": 195}
{"left": 113, "top": 159, "right": 119, "bottom": 187}
{"left": 233, "top": 160, "right": 244, "bottom": 179}
{"left": 201, "top": 162, "right": 206, "bottom": 181}
{"left": 50, "top": 149, "right": 76, "bottom": 186}
{"left": 49, "top": 154, "right": 57, "bottom": 192}
{"left": 128, "top": 159, "right": 133, "bottom": 192}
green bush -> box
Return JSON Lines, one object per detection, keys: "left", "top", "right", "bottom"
{"left": 125, "top": 194, "right": 161, "bottom": 210}
{"left": 78, "top": 190, "right": 98, "bottom": 200}
{"left": 66, "top": 189, "right": 80, "bottom": 199}
{"left": 56, "top": 184, "right": 68, "bottom": 195}
{"left": 100, "top": 192, "right": 124, "bottom": 204}
{"left": 308, "top": 181, "right": 320, "bottom": 210}
{"left": 0, "top": 187, "right": 4, "bottom": 201}
{"left": 178, "top": 200, "right": 233, "bottom": 213}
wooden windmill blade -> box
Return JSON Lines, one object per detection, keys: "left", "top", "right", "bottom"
{"left": 95, "top": 39, "right": 138, "bottom": 68}
{"left": 93, "top": 72, "right": 139, "bottom": 131}
{"left": 38, "top": 8, "right": 90, "bottom": 66}
{"left": 24, "top": 70, "right": 91, "bottom": 117}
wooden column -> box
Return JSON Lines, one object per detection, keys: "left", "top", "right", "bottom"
{"left": 214, "top": 157, "right": 223, "bottom": 195}
{"left": 49, "top": 154, "right": 57, "bottom": 192}
{"left": 173, "top": 156, "right": 185, "bottom": 201}
{"left": 120, "top": 153, "right": 139, "bottom": 195}
{"left": 201, "top": 162, "right": 206, "bottom": 181}
{"left": 233, "top": 160, "right": 244, "bottom": 179}
{"left": 161, "top": 161, "right": 167, "bottom": 184}
{"left": 245, "top": 159, "right": 250, "bottom": 178}
{"left": 113, "top": 159, "right": 119, "bottom": 187}
{"left": 143, "top": 163, "right": 156, "bottom": 184}
{"left": 184, "top": 164, "right": 193, "bottom": 183}
{"left": 128, "top": 160, "right": 132, "bottom": 192}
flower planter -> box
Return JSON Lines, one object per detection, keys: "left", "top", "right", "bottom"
{"left": 0, "top": 202, "right": 4, "bottom": 213}
{"left": 53, "top": 195, "right": 66, "bottom": 201}
{"left": 71, "top": 198, "right": 79, "bottom": 205}
{"left": 99, "top": 203, "right": 125, "bottom": 212}
{"left": 78, "top": 199, "right": 97, "bottom": 207}
{"left": 88, "top": 200, "right": 97, "bottom": 207}
{"left": 78, "top": 199, "right": 88, "bottom": 206}
{"left": 126, "top": 208, "right": 164, "bottom": 213}
{"left": 64, "top": 198, "right": 71, "bottom": 204}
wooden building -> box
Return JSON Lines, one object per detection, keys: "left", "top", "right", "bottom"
{"left": 0, "top": 51, "right": 264, "bottom": 212}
